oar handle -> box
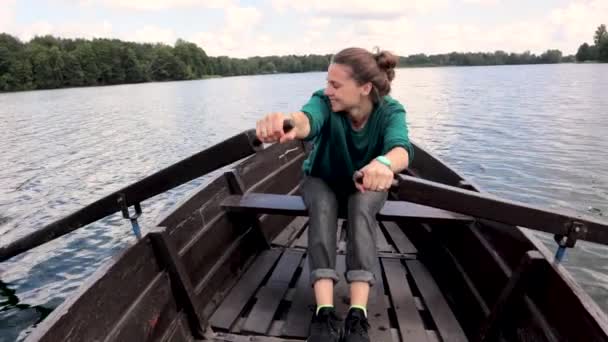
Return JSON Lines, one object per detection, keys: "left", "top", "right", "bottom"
{"left": 353, "top": 171, "right": 400, "bottom": 189}
{"left": 252, "top": 119, "right": 295, "bottom": 147}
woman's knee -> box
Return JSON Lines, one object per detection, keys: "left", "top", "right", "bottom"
{"left": 347, "top": 191, "right": 387, "bottom": 218}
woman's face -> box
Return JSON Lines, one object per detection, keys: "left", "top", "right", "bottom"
{"left": 324, "top": 63, "right": 371, "bottom": 112}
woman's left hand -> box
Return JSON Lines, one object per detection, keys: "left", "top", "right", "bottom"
{"left": 355, "top": 159, "right": 394, "bottom": 192}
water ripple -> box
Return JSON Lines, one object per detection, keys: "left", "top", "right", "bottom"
{"left": 1, "top": 65, "right": 607, "bottom": 340}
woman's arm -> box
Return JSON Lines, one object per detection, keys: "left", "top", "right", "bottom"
{"left": 384, "top": 146, "right": 409, "bottom": 173}
{"left": 289, "top": 111, "right": 312, "bottom": 140}
{"left": 256, "top": 111, "right": 311, "bottom": 143}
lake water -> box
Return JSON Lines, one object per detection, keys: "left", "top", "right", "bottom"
{"left": 1, "top": 64, "right": 607, "bottom": 341}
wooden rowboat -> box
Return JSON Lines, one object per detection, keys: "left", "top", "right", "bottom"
{"left": 3, "top": 129, "right": 608, "bottom": 341}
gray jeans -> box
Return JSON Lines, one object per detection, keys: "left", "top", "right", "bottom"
{"left": 300, "top": 176, "right": 387, "bottom": 287}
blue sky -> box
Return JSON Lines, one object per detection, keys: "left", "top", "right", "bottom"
{"left": 1, "top": 0, "right": 606, "bottom": 57}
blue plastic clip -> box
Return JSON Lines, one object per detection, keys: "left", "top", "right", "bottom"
{"left": 118, "top": 194, "right": 143, "bottom": 239}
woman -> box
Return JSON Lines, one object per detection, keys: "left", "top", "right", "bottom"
{"left": 256, "top": 47, "right": 413, "bottom": 342}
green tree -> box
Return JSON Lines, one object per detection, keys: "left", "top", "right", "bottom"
{"left": 72, "top": 42, "right": 100, "bottom": 85}
{"left": 540, "top": 49, "right": 562, "bottom": 63}
{"left": 173, "top": 39, "right": 209, "bottom": 78}
{"left": 149, "top": 46, "right": 188, "bottom": 81}
{"left": 599, "top": 40, "right": 608, "bottom": 62}
{"left": 594, "top": 24, "right": 607, "bottom": 46}
{"left": 122, "top": 48, "right": 145, "bottom": 83}
{"left": 62, "top": 52, "right": 85, "bottom": 87}
{"left": 10, "top": 57, "right": 34, "bottom": 90}
{"left": 576, "top": 43, "right": 592, "bottom": 61}
{"left": 29, "top": 45, "right": 64, "bottom": 89}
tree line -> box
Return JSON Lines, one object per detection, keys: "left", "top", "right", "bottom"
{"left": 0, "top": 34, "right": 332, "bottom": 92}
{"left": 0, "top": 25, "right": 605, "bottom": 92}
{"left": 399, "top": 49, "right": 568, "bottom": 67}
{"left": 576, "top": 24, "right": 608, "bottom": 62}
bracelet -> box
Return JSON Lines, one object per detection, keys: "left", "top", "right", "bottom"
{"left": 375, "top": 155, "right": 392, "bottom": 169}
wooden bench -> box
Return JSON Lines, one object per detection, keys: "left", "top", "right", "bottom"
{"left": 221, "top": 193, "right": 474, "bottom": 224}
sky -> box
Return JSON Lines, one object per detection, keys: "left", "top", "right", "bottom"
{"left": 0, "top": 0, "right": 606, "bottom": 58}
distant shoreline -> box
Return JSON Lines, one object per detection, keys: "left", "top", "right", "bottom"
{"left": 2, "top": 62, "right": 607, "bottom": 95}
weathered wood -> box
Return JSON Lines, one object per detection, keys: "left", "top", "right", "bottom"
{"left": 149, "top": 230, "right": 205, "bottom": 337}
{"left": 242, "top": 251, "right": 304, "bottom": 334}
{"left": 377, "top": 252, "right": 417, "bottom": 260}
{"left": 1, "top": 129, "right": 261, "bottom": 262}
{"left": 434, "top": 223, "right": 508, "bottom": 317}
{"left": 26, "top": 238, "right": 162, "bottom": 342}
{"left": 246, "top": 152, "right": 305, "bottom": 195}
{"left": 210, "top": 332, "right": 302, "bottom": 342}
{"left": 195, "top": 227, "right": 260, "bottom": 322}
{"left": 382, "top": 221, "right": 417, "bottom": 254}
{"left": 103, "top": 272, "right": 178, "bottom": 342}
{"left": 376, "top": 223, "right": 394, "bottom": 252}
{"left": 406, "top": 260, "right": 467, "bottom": 342}
{"left": 236, "top": 140, "right": 304, "bottom": 190}
{"left": 160, "top": 314, "right": 193, "bottom": 342}
{"left": 337, "top": 220, "right": 347, "bottom": 253}
{"left": 478, "top": 251, "right": 544, "bottom": 342}
{"left": 521, "top": 242, "right": 608, "bottom": 341}
{"left": 160, "top": 173, "right": 230, "bottom": 232}
{"left": 210, "top": 249, "right": 282, "bottom": 330}
{"left": 221, "top": 194, "right": 473, "bottom": 223}
{"left": 381, "top": 258, "right": 428, "bottom": 342}
{"left": 225, "top": 170, "right": 271, "bottom": 249}
{"left": 293, "top": 227, "right": 309, "bottom": 249}
{"left": 395, "top": 174, "right": 608, "bottom": 246}
{"left": 272, "top": 216, "right": 308, "bottom": 247}
{"left": 282, "top": 256, "right": 314, "bottom": 338}
{"left": 405, "top": 222, "right": 489, "bottom": 337}
{"left": 367, "top": 258, "right": 393, "bottom": 342}
{"left": 181, "top": 214, "right": 242, "bottom": 286}
{"left": 166, "top": 177, "right": 230, "bottom": 255}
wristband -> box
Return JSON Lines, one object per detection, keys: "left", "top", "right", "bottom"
{"left": 375, "top": 155, "right": 392, "bottom": 169}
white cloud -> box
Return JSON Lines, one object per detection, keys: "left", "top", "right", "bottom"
{"left": 0, "top": 0, "right": 17, "bottom": 32}
{"left": 4, "top": 0, "right": 607, "bottom": 58}
{"left": 308, "top": 17, "right": 331, "bottom": 29}
{"left": 85, "top": 0, "right": 234, "bottom": 10}
{"left": 550, "top": 0, "right": 608, "bottom": 47}
{"left": 189, "top": 5, "right": 263, "bottom": 56}
{"left": 425, "top": 0, "right": 608, "bottom": 55}
{"left": 295, "top": 0, "right": 607, "bottom": 57}
{"left": 224, "top": 6, "right": 261, "bottom": 33}
{"left": 462, "top": 0, "right": 499, "bottom": 5}
{"left": 133, "top": 25, "right": 176, "bottom": 44}
{"left": 18, "top": 21, "right": 113, "bottom": 42}
{"left": 272, "top": 0, "right": 447, "bottom": 19}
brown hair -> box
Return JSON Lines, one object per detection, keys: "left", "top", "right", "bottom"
{"left": 332, "top": 47, "right": 398, "bottom": 102}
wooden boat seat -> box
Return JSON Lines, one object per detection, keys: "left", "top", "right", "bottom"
{"left": 221, "top": 193, "right": 474, "bottom": 223}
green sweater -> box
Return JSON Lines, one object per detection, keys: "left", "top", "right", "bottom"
{"left": 301, "top": 89, "right": 414, "bottom": 193}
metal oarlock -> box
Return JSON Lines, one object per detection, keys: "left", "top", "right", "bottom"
{"left": 553, "top": 220, "right": 586, "bottom": 264}
{"left": 118, "top": 194, "right": 143, "bottom": 239}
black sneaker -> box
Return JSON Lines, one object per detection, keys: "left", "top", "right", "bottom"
{"left": 344, "top": 308, "right": 370, "bottom": 342}
{"left": 307, "top": 307, "right": 342, "bottom": 342}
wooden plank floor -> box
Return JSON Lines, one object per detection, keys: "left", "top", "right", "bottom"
{"left": 208, "top": 218, "right": 467, "bottom": 341}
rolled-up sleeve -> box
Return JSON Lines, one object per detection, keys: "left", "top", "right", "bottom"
{"left": 382, "top": 109, "right": 414, "bottom": 164}
{"left": 300, "top": 91, "right": 330, "bottom": 141}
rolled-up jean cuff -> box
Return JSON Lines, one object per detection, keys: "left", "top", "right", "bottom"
{"left": 346, "top": 270, "right": 376, "bottom": 286}
{"left": 310, "top": 268, "right": 340, "bottom": 286}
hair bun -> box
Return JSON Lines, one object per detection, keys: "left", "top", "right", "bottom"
{"left": 374, "top": 50, "right": 397, "bottom": 82}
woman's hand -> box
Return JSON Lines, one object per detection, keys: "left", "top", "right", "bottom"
{"left": 256, "top": 112, "right": 297, "bottom": 143}
{"left": 355, "top": 159, "right": 394, "bottom": 192}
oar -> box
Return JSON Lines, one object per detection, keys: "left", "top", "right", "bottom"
{"left": 0, "top": 120, "right": 295, "bottom": 263}
{"left": 393, "top": 174, "right": 608, "bottom": 247}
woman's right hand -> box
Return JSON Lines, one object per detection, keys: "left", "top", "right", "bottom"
{"left": 256, "top": 112, "right": 297, "bottom": 143}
